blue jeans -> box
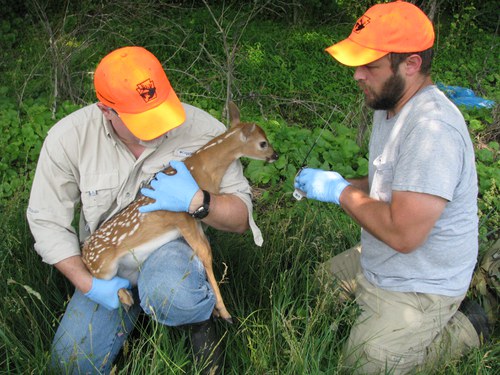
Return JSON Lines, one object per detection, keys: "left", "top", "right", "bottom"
{"left": 51, "top": 239, "right": 216, "bottom": 374}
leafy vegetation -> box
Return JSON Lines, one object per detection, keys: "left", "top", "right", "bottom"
{"left": 1, "top": 0, "right": 498, "bottom": 373}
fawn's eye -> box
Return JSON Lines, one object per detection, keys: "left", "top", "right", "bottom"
{"left": 259, "top": 141, "right": 268, "bottom": 149}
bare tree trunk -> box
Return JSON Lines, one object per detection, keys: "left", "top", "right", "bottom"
{"left": 426, "top": 0, "right": 439, "bottom": 22}
{"left": 413, "top": 0, "right": 441, "bottom": 21}
{"left": 201, "top": 0, "right": 273, "bottom": 123}
{"left": 293, "top": 1, "right": 300, "bottom": 25}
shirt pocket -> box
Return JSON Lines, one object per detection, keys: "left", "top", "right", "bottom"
{"left": 371, "top": 156, "right": 394, "bottom": 202}
{"left": 80, "top": 172, "right": 120, "bottom": 226}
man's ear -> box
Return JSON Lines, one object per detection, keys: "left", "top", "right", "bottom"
{"left": 405, "top": 54, "right": 423, "bottom": 76}
{"left": 96, "top": 102, "right": 115, "bottom": 120}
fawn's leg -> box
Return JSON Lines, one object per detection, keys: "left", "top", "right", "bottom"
{"left": 180, "top": 219, "right": 232, "bottom": 323}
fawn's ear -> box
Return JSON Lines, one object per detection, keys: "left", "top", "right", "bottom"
{"left": 240, "top": 123, "right": 256, "bottom": 141}
{"left": 228, "top": 101, "right": 240, "bottom": 128}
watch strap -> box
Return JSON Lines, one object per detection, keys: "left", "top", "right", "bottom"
{"left": 190, "top": 190, "right": 210, "bottom": 219}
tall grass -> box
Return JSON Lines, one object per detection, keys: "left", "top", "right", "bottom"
{"left": 1, "top": 197, "right": 64, "bottom": 373}
{"left": 1, "top": 193, "right": 498, "bottom": 374}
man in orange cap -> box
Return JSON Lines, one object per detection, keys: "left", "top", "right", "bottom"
{"left": 295, "top": 1, "right": 488, "bottom": 373}
{"left": 27, "top": 46, "right": 262, "bottom": 374}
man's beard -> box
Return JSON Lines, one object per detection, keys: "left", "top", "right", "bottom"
{"left": 139, "top": 136, "right": 166, "bottom": 148}
{"left": 365, "top": 72, "right": 405, "bottom": 111}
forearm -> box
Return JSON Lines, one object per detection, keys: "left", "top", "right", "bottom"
{"left": 54, "top": 255, "right": 93, "bottom": 294}
{"left": 339, "top": 186, "right": 435, "bottom": 253}
{"left": 296, "top": 168, "right": 446, "bottom": 253}
{"left": 190, "top": 190, "right": 249, "bottom": 233}
{"left": 339, "top": 186, "right": 401, "bottom": 247}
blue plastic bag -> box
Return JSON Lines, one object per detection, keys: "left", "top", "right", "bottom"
{"left": 437, "top": 82, "right": 495, "bottom": 109}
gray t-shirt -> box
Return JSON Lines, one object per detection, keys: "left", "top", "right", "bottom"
{"left": 361, "top": 85, "right": 478, "bottom": 297}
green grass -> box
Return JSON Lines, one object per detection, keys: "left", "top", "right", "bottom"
{"left": 1, "top": 194, "right": 498, "bottom": 374}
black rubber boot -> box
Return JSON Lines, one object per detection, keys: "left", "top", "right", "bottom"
{"left": 459, "top": 297, "right": 491, "bottom": 343}
{"left": 188, "top": 318, "right": 223, "bottom": 374}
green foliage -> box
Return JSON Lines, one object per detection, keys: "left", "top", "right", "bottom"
{"left": 463, "top": 109, "right": 500, "bottom": 196}
{"left": 478, "top": 180, "right": 500, "bottom": 244}
{"left": 476, "top": 143, "right": 500, "bottom": 192}
{"left": 434, "top": 6, "right": 498, "bottom": 99}
{"left": 244, "top": 117, "right": 368, "bottom": 196}
{"left": 0, "top": 94, "right": 81, "bottom": 199}
{"left": 460, "top": 107, "right": 500, "bottom": 244}
{"left": 234, "top": 22, "right": 359, "bottom": 125}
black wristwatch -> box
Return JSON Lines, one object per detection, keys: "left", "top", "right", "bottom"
{"left": 190, "top": 190, "right": 211, "bottom": 219}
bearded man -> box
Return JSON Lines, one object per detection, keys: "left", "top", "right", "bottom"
{"left": 294, "top": 2, "right": 489, "bottom": 373}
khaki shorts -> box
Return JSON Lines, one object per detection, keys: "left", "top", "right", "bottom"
{"left": 318, "top": 245, "right": 479, "bottom": 374}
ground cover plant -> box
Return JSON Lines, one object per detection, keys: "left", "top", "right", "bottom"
{"left": 1, "top": 0, "right": 498, "bottom": 373}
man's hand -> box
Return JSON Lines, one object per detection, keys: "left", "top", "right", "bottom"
{"left": 84, "top": 276, "right": 131, "bottom": 310}
{"left": 139, "top": 160, "right": 200, "bottom": 213}
{"left": 294, "top": 168, "right": 351, "bottom": 205}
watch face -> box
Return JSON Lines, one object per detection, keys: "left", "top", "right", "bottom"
{"left": 191, "top": 206, "right": 209, "bottom": 219}
{"left": 190, "top": 190, "right": 210, "bottom": 219}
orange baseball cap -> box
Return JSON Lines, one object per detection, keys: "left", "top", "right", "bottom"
{"left": 94, "top": 46, "right": 186, "bottom": 140}
{"left": 326, "top": 1, "right": 435, "bottom": 66}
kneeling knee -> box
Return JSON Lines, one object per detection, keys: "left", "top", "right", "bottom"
{"left": 345, "top": 342, "right": 423, "bottom": 374}
{"left": 139, "top": 283, "right": 215, "bottom": 326}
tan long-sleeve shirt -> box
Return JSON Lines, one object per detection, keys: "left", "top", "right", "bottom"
{"left": 27, "top": 102, "right": 263, "bottom": 265}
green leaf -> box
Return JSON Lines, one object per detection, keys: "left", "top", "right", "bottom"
{"left": 245, "top": 160, "right": 276, "bottom": 185}
{"left": 477, "top": 149, "right": 494, "bottom": 163}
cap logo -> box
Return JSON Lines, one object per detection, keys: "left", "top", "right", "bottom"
{"left": 136, "top": 78, "right": 157, "bottom": 103}
{"left": 353, "top": 15, "right": 370, "bottom": 33}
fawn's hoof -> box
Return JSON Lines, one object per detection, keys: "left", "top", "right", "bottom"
{"left": 118, "top": 288, "right": 134, "bottom": 311}
{"left": 212, "top": 307, "right": 233, "bottom": 324}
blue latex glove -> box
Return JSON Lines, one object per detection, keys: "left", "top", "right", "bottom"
{"left": 294, "top": 168, "right": 351, "bottom": 205}
{"left": 139, "top": 160, "right": 200, "bottom": 213}
{"left": 84, "top": 276, "right": 131, "bottom": 310}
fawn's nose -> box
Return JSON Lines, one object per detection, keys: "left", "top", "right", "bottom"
{"left": 267, "top": 151, "right": 279, "bottom": 162}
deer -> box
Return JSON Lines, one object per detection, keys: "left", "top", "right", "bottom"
{"left": 81, "top": 101, "right": 278, "bottom": 323}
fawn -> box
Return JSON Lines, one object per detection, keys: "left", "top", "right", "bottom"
{"left": 82, "top": 102, "right": 278, "bottom": 322}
